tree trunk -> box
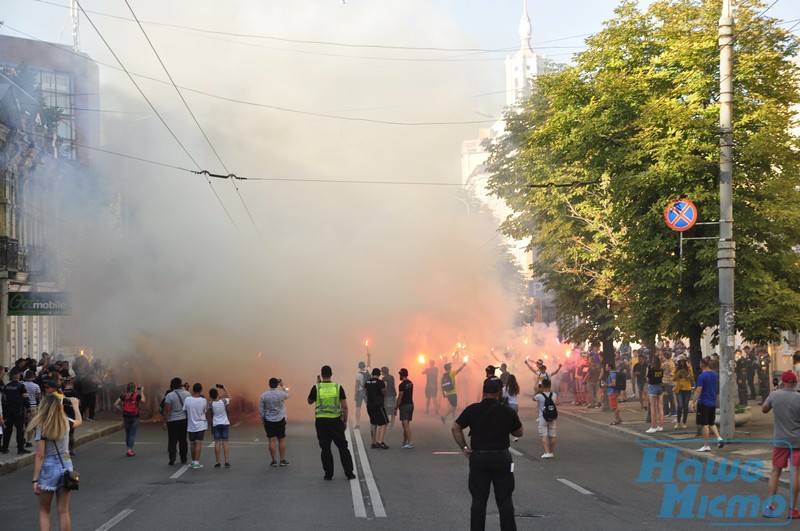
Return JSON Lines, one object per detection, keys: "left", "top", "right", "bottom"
{"left": 688, "top": 323, "right": 703, "bottom": 376}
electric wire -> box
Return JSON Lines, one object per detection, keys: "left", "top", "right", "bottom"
{"left": 123, "top": 0, "right": 262, "bottom": 238}
{"left": 73, "top": 0, "right": 241, "bottom": 232}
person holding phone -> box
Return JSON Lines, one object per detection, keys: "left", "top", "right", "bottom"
{"left": 209, "top": 384, "right": 231, "bottom": 468}
{"left": 114, "top": 382, "right": 145, "bottom": 457}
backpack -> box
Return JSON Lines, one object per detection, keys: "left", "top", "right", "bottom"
{"left": 122, "top": 393, "right": 139, "bottom": 416}
{"left": 613, "top": 371, "right": 626, "bottom": 392}
{"left": 539, "top": 391, "right": 558, "bottom": 421}
{"left": 441, "top": 372, "right": 454, "bottom": 393}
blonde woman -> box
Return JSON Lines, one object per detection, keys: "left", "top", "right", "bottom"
{"left": 29, "top": 393, "right": 83, "bottom": 530}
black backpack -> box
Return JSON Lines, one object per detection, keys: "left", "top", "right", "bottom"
{"left": 539, "top": 391, "right": 558, "bottom": 421}
{"left": 441, "top": 372, "right": 454, "bottom": 393}
{"left": 613, "top": 371, "right": 626, "bottom": 392}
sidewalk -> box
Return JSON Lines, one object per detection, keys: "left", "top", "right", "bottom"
{"left": 553, "top": 394, "right": 782, "bottom": 481}
{"left": 0, "top": 411, "right": 123, "bottom": 477}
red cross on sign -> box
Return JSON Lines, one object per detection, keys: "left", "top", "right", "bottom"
{"left": 664, "top": 199, "right": 698, "bottom": 232}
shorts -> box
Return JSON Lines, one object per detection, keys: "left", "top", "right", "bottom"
{"left": 264, "top": 419, "right": 286, "bottom": 439}
{"left": 425, "top": 387, "right": 437, "bottom": 399}
{"left": 538, "top": 421, "right": 557, "bottom": 438}
{"left": 188, "top": 430, "right": 205, "bottom": 442}
{"left": 37, "top": 455, "right": 69, "bottom": 492}
{"left": 399, "top": 404, "right": 414, "bottom": 421}
{"left": 648, "top": 384, "right": 663, "bottom": 397}
{"left": 772, "top": 447, "right": 800, "bottom": 469}
{"left": 212, "top": 424, "right": 230, "bottom": 441}
{"left": 608, "top": 393, "right": 619, "bottom": 410}
{"left": 446, "top": 394, "right": 458, "bottom": 407}
{"left": 696, "top": 403, "right": 716, "bottom": 426}
{"left": 385, "top": 396, "right": 397, "bottom": 411}
{"left": 355, "top": 392, "right": 365, "bottom": 408}
{"left": 367, "top": 405, "right": 388, "bottom": 426}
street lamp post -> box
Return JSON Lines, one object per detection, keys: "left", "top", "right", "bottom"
{"left": 718, "top": 0, "right": 736, "bottom": 441}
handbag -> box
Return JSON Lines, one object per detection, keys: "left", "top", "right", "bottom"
{"left": 54, "top": 440, "right": 80, "bottom": 490}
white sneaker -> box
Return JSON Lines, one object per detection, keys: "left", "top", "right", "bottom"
{"left": 645, "top": 427, "right": 657, "bottom": 434}
{"left": 655, "top": 426, "right": 664, "bottom": 432}
{"left": 540, "top": 453, "right": 553, "bottom": 459}
{"left": 697, "top": 445, "right": 711, "bottom": 452}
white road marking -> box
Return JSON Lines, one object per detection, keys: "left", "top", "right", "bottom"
{"left": 169, "top": 465, "right": 189, "bottom": 479}
{"left": 509, "top": 448, "right": 523, "bottom": 456}
{"left": 433, "top": 451, "right": 462, "bottom": 455}
{"left": 351, "top": 426, "right": 387, "bottom": 518}
{"left": 344, "top": 429, "right": 367, "bottom": 518}
{"left": 95, "top": 509, "right": 134, "bottom": 531}
{"left": 557, "top": 478, "right": 593, "bottom": 495}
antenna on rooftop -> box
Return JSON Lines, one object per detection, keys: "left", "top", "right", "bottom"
{"left": 70, "top": 0, "right": 80, "bottom": 52}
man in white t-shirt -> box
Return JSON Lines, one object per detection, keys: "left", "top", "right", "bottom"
{"left": 533, "top": 378, "right": 558, "bottom": 459}
{"left": 182, "top": 383, "right": 209, "bottom": 469}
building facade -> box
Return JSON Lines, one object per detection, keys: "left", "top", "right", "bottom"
{"left": 0, "top": 34, "right": 99, "bottom": 367}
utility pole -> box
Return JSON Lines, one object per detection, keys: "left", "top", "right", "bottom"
{"left": 718, "top": 0, "right": 736, "bottom": 441}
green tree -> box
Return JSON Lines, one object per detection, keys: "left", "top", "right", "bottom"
{"left": 487, "top": 0, "right": 800, "bottom": 354}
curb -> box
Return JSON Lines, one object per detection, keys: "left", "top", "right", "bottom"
{"left": 0, "top": 421, "right": 124, "bottom": 477}
{"left": 559, "top": 408, "right": 787, "bottom": 485}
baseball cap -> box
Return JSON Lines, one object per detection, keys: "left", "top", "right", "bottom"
{"left": 483, "top": 379, "right": 502, "bottom": 394}
{"left": 781, "top": 371, "right": 797, "bottom": 384}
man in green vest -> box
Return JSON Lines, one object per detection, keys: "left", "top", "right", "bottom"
{"left": 307, "top": 365, "right": 356, "bottom": 480}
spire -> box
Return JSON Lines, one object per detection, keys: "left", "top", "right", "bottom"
{"left": 518, "top": 0, "right": 532, "bottom": 53}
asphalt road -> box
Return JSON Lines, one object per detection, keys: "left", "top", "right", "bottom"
{"left": 0, "top": 409, "right": 789, "bottom": 530}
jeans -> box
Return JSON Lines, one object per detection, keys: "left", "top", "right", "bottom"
{"left": 314, "top": 417, "right": 354, "bottom": 478}
{"left": 123, "top": 416, "right": 139, "bottom": 449}
{"left": 468, "top": 450, "right": 516, "bottom": 531}
{"left": 662, "top": 384, "right": 675, "bottom": 416}
{"left": 676, "top": 390, "right": 692, "bottom": 424}
{"left": 167, "top": 418, "right": 188, "bottom": 463}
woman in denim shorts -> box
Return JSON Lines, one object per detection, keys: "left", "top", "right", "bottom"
{"left": 29, "top": 393, "right": 83, "bottom": 530}
{"left": 209, "top": 386, "right": 232, "bottom": 468}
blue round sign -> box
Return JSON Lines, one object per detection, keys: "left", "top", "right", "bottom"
{"left": 664, "top": 199, "right": 698, "bottom": 232}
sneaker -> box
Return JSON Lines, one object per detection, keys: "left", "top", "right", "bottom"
{"left": 214, "top": 463, "right": 221, "bottom": 468}
{"left": 280, "top": 460, "right": 289, "bottom": 466}
{"left": 645, "top": 427, "right": 657, "bottom": 434}
{"left": 718, "top": 438, "right": 725, "bottom": 449}
{"left": 126, "top": 450, "right": 134, "bottom": 457}
{"left": 541, "top": 453, "right": 553, "bottom": 459}
{"left": 194, "top": 463, "right": 203, "bottom": 469}
{"left": 270, "top": 461, "right": 278, "bottom": 467}
{"left": 225, "top": 463, "right": 231, "bottom": 468}
{"left": 655, "top": 426, "right": 664, "bottom": 432}
{"left": 791, "top": 508, "right": 800, "bottom": 519}
{"left": 378, "top": 443, "right": 389, "bottom": 449}
{"left": 371, "top": 443, "right": 380, "bottom": 449}
{"left": 403, "top": 443, "right": 414, "bottom": 449}
{"left": 697, "top": 445, "right": 711, "bottom": 452}
{"left": 401, "top": 443, "right": 410, "bottom": 449}
{"left": 763, "top": 505, "right": 779, "bottom": 518}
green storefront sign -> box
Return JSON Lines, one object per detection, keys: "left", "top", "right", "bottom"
{"left": 8, "top": 292, "right": 71, "bottom": 316}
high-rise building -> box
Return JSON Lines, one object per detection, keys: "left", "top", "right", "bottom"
{"left": 460, "top": 1, "right": 554, "bottom": 323}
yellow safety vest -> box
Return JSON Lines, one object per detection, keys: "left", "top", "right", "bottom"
{"left": 315, "top": 382, "right": 342, "bottom": 419}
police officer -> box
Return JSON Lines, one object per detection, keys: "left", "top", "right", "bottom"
{"left": 452, "top": 379, "right": 523, "bottom": 531}
{"left": 307, "top": 365, "right": 355, "bottom": 480}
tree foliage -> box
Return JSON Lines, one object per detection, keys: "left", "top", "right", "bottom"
{"left": 486, "top": 0, "right": 800, "bottom": 346}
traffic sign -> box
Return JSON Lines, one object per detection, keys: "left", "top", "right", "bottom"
{"left": 664, "top": 199, "right": 698, "bottom": 232}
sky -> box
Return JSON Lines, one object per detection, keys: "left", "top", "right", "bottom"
{"left": 2, "top": 0, "right": 798, "bottom": 406}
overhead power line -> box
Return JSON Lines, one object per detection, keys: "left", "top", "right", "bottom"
{"left": 73, "top": 0, "right": 241, "bottom": 232}
{"left": 123, "top": 0, "right": 262, "bottom": 238}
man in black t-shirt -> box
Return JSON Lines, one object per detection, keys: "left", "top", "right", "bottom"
{"left": 396, "top": 368, "right": 414, "bottom": 449}
{"left": 364, "top": 368, "right": 389, "bottom": 449}
{"left": 452, "top": 379, "right": 523, "bottom": 531}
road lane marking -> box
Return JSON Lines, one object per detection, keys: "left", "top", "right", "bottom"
{"left": 509, "top": 448, "right": 523, "bottom": 456}
{"left": 433, "top": 451, "right": 462, "bottom": 455}
{"left": 169, "top": 465, "right": 189, "bottom": 479}
{"left": 350, "top": 426, "right": 386, "bottom": 518}
{"left": 557, "top": 478, "right": 593, "bottom": 495}
{"left": 344, "top": 428, "right": 367, "bottom": 518}
{"left": 95, "top": 509, "right": 134, "bottom": 531}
